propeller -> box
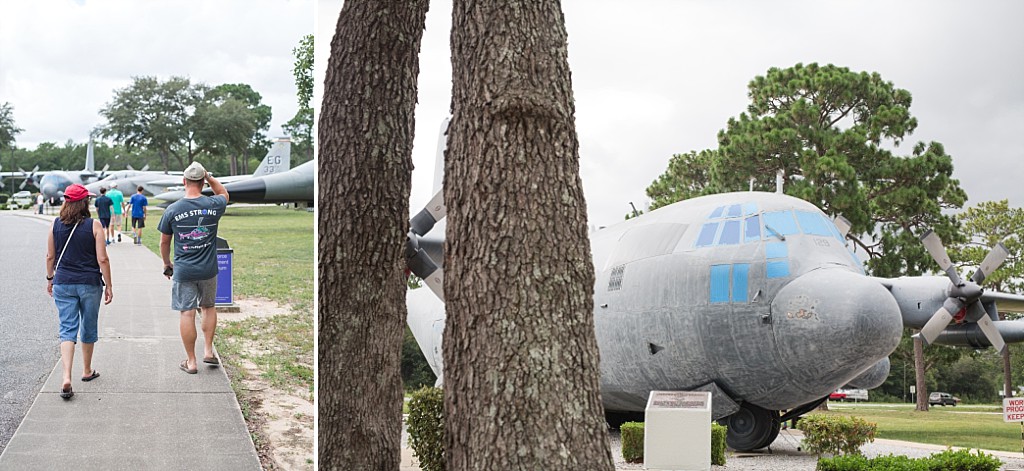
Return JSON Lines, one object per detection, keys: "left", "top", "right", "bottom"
{"left": 833, "top": 215, "right": 852, "bottom": 239}
{"left": 406, "top": 190, "right": 446, "bottom": 301}
{"left": 98, "top": 163, "right": 110, "bottom": 179}
{"left": 915, "top": 230, "right": 1009, "bottom": 353}
{"left": 19, "top": 165, "right": 40, "bottom": 190}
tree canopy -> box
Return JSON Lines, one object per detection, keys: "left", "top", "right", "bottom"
{"left": 284, "top": 34, "right": 314, "bottom": 162}
{"left": 647, "top": 63, "right": 967, "bottom": 277}
{"left": 1, "top": 102, "right": 24, "bottom": 149}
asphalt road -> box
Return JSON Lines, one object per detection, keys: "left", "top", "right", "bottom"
{"left": 0, "top": 213, "right": 59, "bottom": 453}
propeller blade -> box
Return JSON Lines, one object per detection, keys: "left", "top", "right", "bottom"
{"left": 127, "top": 164, "right": 135, "bottom": 171}
{"left": 410, "top": 190, "right": 446, "bottom": 236}
{"left": 920, "top": 230, "right": 963, "bottom": 286}
{"left": 973, "top": 242, "right": 1010, "bottom": 285}
{"left": 833, "top": 215, "right": 852, "bottom": 238}
{"left": 19, "top": 180, "right": 28, "bottom": 190}
{"left": 141, "top": 164, "right": 150, "bottom": 172}
{"left": 421, "top": 267, "right": 444, "bottom": 302}
{"left": 975, "top": 314, "right": 1007, "bottom": 354}
{"left": 918, "top": 306, "right": 955, "bottom": 346}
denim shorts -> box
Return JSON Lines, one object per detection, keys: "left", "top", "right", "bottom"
{"left": 171, "top": 276, "right": 218, "bottom": 311}
{"left": 53, "top": 284, "right": 103, "bottom": 343}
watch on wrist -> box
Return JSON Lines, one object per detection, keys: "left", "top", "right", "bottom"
{"left": 46, "top": 275, "right": 54, "bottom": 281}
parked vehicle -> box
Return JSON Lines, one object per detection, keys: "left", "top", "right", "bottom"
{"left": 828, "top": 391, "right": 846, "bottom": 401}
{"left": 928, "top": 392, "right": 960, "bottom": 406}
{"left": 7, "top": 191, "right": 33, "bottom": 209}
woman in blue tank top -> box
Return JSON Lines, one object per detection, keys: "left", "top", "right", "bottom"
{"left": 45, "top": 184, "right": 114, "bottom": 399}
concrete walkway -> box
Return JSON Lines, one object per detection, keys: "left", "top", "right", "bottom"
{"left": 0, "top": 214, "right": 259, "bottom": 470}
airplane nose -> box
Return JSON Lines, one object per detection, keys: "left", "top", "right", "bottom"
{"left": 41, "top": 185, "right": 57, "bottom": 198}
{"left": 770, "top": 268, "right": 902, "bottom": 395}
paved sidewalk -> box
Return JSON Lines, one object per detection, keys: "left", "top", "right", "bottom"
{"left": 0, "top": 215, "right": 259, "bottom": 470}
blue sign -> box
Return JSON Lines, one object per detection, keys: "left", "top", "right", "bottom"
{"left": 216, "top": 250, "right": 233, "bottom": 305}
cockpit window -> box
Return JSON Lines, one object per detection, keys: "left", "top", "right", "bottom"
{"left": 708, "top": 206, "right": 725, "bottom": 219}
{"left": 763, "top": 211, "right": 799, "bottom": 235}
{"left": 718, "top": 220, "right": 740, "bottom": 245}
{"left": 725, "top": 204, "right": 742, "bottom": 218}
{"left": 744, "top": 215, "right": 760, "bottom": 242}
{"left": 795, "top": 211, "right": 833, "bottom": 237}
{"left": 696, "top": 222, "right": 719, "bottom": 247}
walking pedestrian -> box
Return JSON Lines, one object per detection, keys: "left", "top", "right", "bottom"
{"left": 157, "top": 162, "right": 228, "bottom": 375}
{"left": 94, "top": 188, "right": 114, "bottom": 245}
{"left": 107, "top": 183, "right": 125, "bottom": 242}
{"left": 45, "top": 184, "right": 113, "bottom": 400}
{"left": 126, "top": 185, "right": 148, "bottom": 245}
{"left": 36, "top": 192, "right": 44, "bottom": 214}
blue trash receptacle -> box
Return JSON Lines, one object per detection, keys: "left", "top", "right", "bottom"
{"left": 215, "top": 237, "right": 234, "bottom": 306}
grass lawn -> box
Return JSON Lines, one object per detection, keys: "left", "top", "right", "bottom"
{"left": 140, "top": 205, "right": 314, "bottom": 395}
{"left": 824, "top": 403, "right": 1021, "bottom": 452}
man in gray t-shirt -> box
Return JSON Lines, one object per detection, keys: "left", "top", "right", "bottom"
{"left": 158, "top": 161, "right": 229, "bottom": 375}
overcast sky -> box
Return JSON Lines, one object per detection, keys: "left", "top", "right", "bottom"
{"left": 318, "top": 0, "right": 1024, "bottom": 228}
{"left": 1, "top": 0, "right": 312, "bottom": 152}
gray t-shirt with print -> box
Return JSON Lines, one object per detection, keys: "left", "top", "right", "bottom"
{"left": 157, "top": 195, "right": 227, "bottom": 281}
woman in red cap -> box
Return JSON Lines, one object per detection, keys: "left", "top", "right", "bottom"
{"left": 44, "top": 183, "right": 114, "bottom": 399}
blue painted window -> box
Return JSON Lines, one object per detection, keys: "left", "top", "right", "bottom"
{"left": 767, "top": 260, "right": 791, "bottom": 278}
{"left": 718, "top": 220, "right": 740, "bottom": 245}
{"left": 696, "top": 222, "right": 719, "bottom": 247}
{"left": 763, "top": 211, "right": 799, "bottom": 236}
{"left": 766, "top": 242, "right": 788, "bottom": 259}
{"left": 710, "top": 265, "right": 731, "bottom": 303}
{"left": 732, "top": 263, "right": 750, "bottom": 302}
{"left": 744, "top": 215, "right": 761, "bottom": 242}
{"left": 708, "top": 206, "right": 725, "bottom": 219}
{"left": 726, "top": 204, "right": 742, "bottom": 218}
{"left": 796, "top": 211, "right": 833, "bottom": 236}
{"left": 743, "top": 203, "right": 758, "bottom": 216}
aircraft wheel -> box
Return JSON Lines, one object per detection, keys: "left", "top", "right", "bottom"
{"left": 718, "top": 403, "right": 780, "bottom": 451}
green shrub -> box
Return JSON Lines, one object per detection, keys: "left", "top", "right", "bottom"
{"left": 621, "top": 421, "right": 645, "bottom": 463}
{"left": 407, "top": 386, "right": 445, "bottom": 471}
{"left": 800, "top": 414, "right": 876, "bottom": 456}
{"left": 926, "top": 448, "right": 1002, "bottom": 471}
{"left": 711, "top": 422, "right": 727, "bottom": 466}
{"left": 816, "top": 450, "right": 1001, "bottom": 471}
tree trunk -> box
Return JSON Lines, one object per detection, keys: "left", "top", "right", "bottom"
{"left": 443, "top": 1, "right": 614, "bottom": 469}
{"left": 1002, "top": 313, "right": 1013, "bottom": 398}
{"left": 229, "top": 154, "right": 238, "bottom": 176}
{"left": 913, "top": 333, "right": 929, "bottom": 411}
{"left": 317, "top": 1, "right": 429, "bottom": 469}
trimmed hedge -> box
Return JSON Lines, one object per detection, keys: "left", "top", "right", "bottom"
{"left": 711, "top": 422, "right": 727, "bottom": 465}
{"left": 799, "top": 414, "right": 876, "bottom": 456}
{"left": 621, "top": 421, "right": 645, "bottom": 463}
{"left": 816, "top": 449, "right": 1002, "bottom": 471}
{"left": 619, "top": 421, "right": 728, "bottom": 466}
{"left": 407, "top": 386, "right": 445, "bottom": 471}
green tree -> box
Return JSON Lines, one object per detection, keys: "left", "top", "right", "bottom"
{"left": 206, "top": 83, "right": 273, "bottom": 174}
{"left": 401, "top": 327, "right": 437, "bottom": 391}
{"left": 99, "top": 76, "right": 206, "bottom": 171}
{"left": 284, "top": 34, "right": 314, "bottom": 162}
{"left": 648, "top": 63, "right": 967, "bottom": 277}
{"left": 949, "top": 200, "right": 1024, "bottom": 398}
{"left": 0, "top": 102, "right": 23, "bottom": 150}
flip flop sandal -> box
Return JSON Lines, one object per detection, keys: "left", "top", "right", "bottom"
{"left": 60, "top": 385, "right": 74, "bottom": 399}
{"left": 203, "top": 357, "right": 220, "bottom": 366}
{"left": 179, "top": 360, "right": 198, "bottom": 374}
{"left": 82, "top": 371, "right": 100, "bottom": 382}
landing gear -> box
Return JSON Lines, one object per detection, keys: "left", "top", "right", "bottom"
{"left": 717, "top": 403, "right": 780, "bottom": 451}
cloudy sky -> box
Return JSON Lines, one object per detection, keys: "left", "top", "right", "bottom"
{"left": 319, "top": 0, "right": 1024, "bottom": 228}
{"left": 1, "top": 0, "right": 313, "bottom": 150}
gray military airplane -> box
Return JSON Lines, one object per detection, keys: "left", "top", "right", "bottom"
{"left": 404, "top": 186, "right": 1024, "bottom": 451}
{"left": 152, "top": 139, "right": 305, "bottom": 204}
{"left": 2, "top": 137, "right": 110, "bottom": 200}
{"left": 89, "top": 138, "right": 292, "bottom": 198}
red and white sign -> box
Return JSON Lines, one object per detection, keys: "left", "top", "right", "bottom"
{"left": 1003, "top": 397, "right": 1024, "bottom": 422}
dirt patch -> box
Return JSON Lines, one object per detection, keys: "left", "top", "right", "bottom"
{"left": 223, "top": 297, "right": 313, "bottom": 470}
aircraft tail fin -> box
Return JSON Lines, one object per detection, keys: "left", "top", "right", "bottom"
{"left": 85, "top": 137, "right": 96, "bottom": 172}
{"left": 432, "top": 118, "right": 450, "bottom": 195}
{"left": 253, "top": 139, "right": 291, "bottom": 177}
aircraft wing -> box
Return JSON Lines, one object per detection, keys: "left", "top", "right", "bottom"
{"left": 983, "top": 291, "right": 1024, "bottom": 313}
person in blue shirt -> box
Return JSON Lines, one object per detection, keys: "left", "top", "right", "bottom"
{"left": 126, "top": 186, "right": 149, "bottom": 245}
{"left": 94, "top": 188, "right": 114, "bottom": 245}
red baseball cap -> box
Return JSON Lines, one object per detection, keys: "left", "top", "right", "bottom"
{"left": 63, "top": 184, "right": 92, "bottom": 202}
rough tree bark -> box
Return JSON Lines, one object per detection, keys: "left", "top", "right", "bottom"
{"left": 318, "top": 1, "right": 429, "bottom": 469}
{"left": 443, "top": 0, "right": 615, "bottom": 469}
{"left": 913, "top": 333, "right": 929, "bottom": 411}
